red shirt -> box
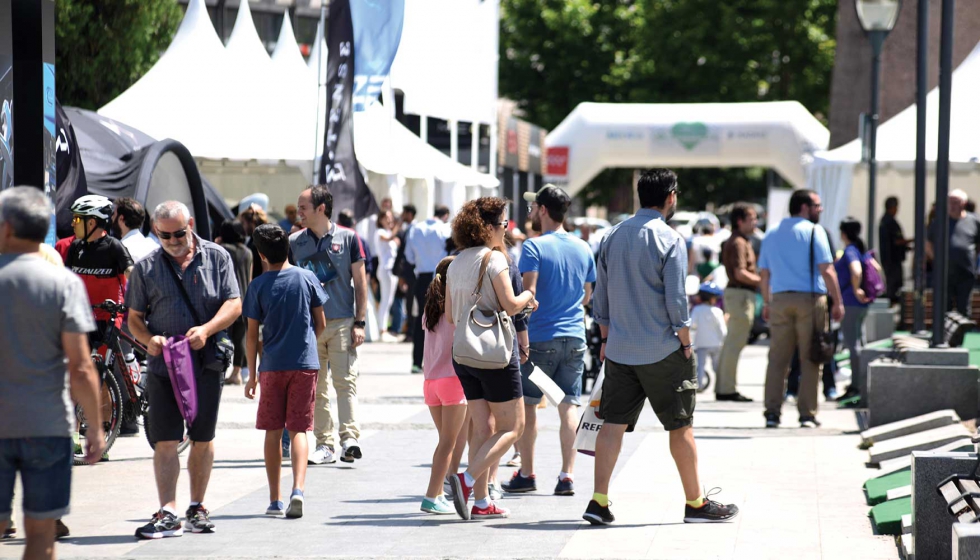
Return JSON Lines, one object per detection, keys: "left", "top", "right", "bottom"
{"left": 65, "top": 235, "right": 133, "bottom": 323}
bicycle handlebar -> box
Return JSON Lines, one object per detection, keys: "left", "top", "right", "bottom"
{"left": 93, "top": 300, "right": 128, "bottom": 315}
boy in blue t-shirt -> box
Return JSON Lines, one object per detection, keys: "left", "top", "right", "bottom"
{"left": 244, "top": 224, "right": 327, "bottom": 519}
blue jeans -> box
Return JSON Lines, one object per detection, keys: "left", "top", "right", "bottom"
{"left": 520, "top": 337, "right": 586, "bottom": 406}
{"left": 0, "top": 437, "right": 73, "bottom": 521}
{"left": 390, "top": 295, "right": 405, "bottom": 334}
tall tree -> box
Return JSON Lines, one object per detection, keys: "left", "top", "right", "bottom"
{"left": 56, "top": 0, "right": 182, "bottom": 110}
{"left": 500, "top": 0, "right": 646, "bottom": 131}
{"left": 499, "top": 0, "right": 837, "bottom": 209}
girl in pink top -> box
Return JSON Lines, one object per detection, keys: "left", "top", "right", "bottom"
{"left": 420, "top": 256, "right": 467, "bottom": 514}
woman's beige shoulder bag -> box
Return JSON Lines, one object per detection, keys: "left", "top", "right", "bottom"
{"left": 452, "top": 250, "right": 515, "bottom": 369}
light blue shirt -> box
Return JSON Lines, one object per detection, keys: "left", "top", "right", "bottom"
{"left": 406, "top": 218, "right": 451, "bottom": 274}
{"left": 519, "top": 231, "right": 596, "bottom": 343}
{"left": 757, "top": 217, "right": 832, "bottom": 294}
{"left": 593, "top": 209, "right": 691, "bottom": 366}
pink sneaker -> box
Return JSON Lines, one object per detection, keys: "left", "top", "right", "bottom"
{"left": 448, "top": 473, "right": 472, "bottom": 520}
{"left": 471, "top": 502, "right": 510, "bottom": 519}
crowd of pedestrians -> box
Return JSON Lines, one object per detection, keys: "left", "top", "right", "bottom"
{"left": 17, "top": 170, "right": 931, "bottom": 556}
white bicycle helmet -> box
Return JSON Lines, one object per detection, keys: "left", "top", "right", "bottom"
{"left": 71, "top": 195, "right": 113, "bottom": 222}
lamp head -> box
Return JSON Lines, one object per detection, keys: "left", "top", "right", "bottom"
{"left": 856, "top": 0, "right": 902, "bottom": 32}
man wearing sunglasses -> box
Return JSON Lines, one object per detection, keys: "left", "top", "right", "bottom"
{"left": 65, "top": 196, "right": 135, "bottom": 336}
{"left": 65, "top": 195, "right": 137, "bottom": 439}
{"left": 126, "top": 201, "right": 242, "bottom": 539}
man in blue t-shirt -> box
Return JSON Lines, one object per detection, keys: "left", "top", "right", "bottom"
{"left": 503, "top": 184, "right": 596, "bottom": 497}
{"left": 244, "top": 224, "right": 327, "bottom": 519}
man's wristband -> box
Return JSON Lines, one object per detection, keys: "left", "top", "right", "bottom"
{"left": 353, "top": 320, "right": 366, "bottom": 328}
{"left": 600, "top": 338, "right": 608, "bottom": 344}
{"left": 681, "top": 343, "right": 693, "bottom": 350}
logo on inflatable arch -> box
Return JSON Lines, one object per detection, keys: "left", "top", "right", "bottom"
{"left": 671, "top": 122, "right": 709, "bottom": 150}
{"left": 546, "top": 146, "right": 569, "bottom": 176}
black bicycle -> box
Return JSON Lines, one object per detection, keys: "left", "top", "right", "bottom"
{"left": 74, "top": 300, "right": 191, "bottom": 465}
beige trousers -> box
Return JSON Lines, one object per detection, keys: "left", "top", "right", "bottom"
{"left": 716, "top": 287, "right": 755, "bottom": 395}
{"left": 764, "top": 292, "right": 828, "bottom": 419}
{"left": 314, "top": 318, "right": 360, "bottom": 448}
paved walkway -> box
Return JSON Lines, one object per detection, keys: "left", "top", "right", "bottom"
{"left": 1, "top": 342, "right": 898, "bottom": 559}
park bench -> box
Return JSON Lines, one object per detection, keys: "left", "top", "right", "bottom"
{"left": 936, "top": 432, "right": 980, "bottom": 524}
{"left": 892, "top": 311, "right": 975, "bottom": 351}
{"left": 901, "top": 289, "right": 980, "bottom": 330}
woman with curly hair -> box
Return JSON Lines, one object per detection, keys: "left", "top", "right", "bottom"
{"left": 445, "top": 197, "right": 537, "bottom": 520}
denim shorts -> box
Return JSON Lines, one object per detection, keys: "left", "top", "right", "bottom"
{"left": 0, "top": 437, "right": 73, "bottom": 521}
{"left": 520, "top": 337, "right": 586, "bottom": 406}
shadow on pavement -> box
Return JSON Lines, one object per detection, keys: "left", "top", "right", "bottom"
{"left": 60, "top": 534, "right": 138, "bottom": 546}
{"left": 325, "top": 512, "right": 460, "bottom": 527}
{"left": 342, "top": 496, "right": 419, "bottom": 504}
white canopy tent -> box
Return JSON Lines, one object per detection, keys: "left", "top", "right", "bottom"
{"left": 806, "top": 40, "right": 980, "bottom": 249}
{"left": 98, "top": 0, "right": 497, "bottom": 216}
{"left": 389, "top": 0, "right": 498, "bottom": 126}
{"left": 545, "top": 101, "right": 830, "bottom": 197}
{"left": 98, "top": 0, "right": 239, "bottom": 159}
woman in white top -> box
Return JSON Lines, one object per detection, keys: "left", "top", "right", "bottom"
{"left": 374, "top": 210, "right": 400, "bottom": 340}
{"left": 445, "top": 197, "right": 537, "bottom": 520}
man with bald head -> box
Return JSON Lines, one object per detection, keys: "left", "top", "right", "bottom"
{"left": 927, "top": 189, "right": 980, "bottom": 316}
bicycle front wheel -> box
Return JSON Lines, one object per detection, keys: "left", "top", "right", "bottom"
{"left": 74, "top": 363, "right": 123, "bottom": 465}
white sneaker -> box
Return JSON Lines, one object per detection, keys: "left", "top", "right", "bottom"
{"left": 308, "top": 445, "right": 337, "bottom": 465}
{"left": 489, "top": 481, "right": 503, "bottom": 501}
{"left": 341, "top": 439, "right": 362, "bottom": 463}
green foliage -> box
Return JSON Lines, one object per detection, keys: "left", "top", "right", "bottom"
{"left": 55, "top": 0, "right": 183, "bottom": 110}
{"left": 500, "top": 0, "right": 838, "bottom": 209}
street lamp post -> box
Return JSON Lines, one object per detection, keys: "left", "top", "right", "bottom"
{"left": 856, "top": 0, "right": 902, "bottom": 252}
{"left": 912, "top": 0, "right": 928, "bottom": 333}
{"left": 933, "top": 0, "right": 956, "bottom": 347}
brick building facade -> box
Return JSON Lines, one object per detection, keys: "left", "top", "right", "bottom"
{"left": 829, "top": 0, "right": 980, "bottom": 148}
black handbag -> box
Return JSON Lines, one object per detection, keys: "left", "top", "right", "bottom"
{"left": 159, "top": 252, "right": 234, "bottom": 374}
{"left": 808, "top": 225, "right": 836, "bottom": 364}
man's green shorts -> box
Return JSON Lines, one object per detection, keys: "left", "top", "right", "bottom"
{"left": 599, "top": 347, "right": 697, "bottom": 431}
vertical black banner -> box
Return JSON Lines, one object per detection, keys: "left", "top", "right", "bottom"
{"left": 318, "top": 0, "right": 377, "bottom": 222}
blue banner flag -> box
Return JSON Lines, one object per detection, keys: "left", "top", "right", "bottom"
{"left": 350, "top": 0, "right": 405, "bottom": 112}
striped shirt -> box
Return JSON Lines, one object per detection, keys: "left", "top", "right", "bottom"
{"left": 125, "top": 235, "right": 240, "bottom": 376}
{"left": 593, "top": 209, "right": 691, "bottom": 366}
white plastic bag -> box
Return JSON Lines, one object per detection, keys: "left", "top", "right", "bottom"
{"left": 528, "top": 366, "right": 566, "bottom": 406}
{"left": 574, "top": 364, "right": 605, "bottom": 456}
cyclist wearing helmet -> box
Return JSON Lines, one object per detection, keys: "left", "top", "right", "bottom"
{"left": 66, "top": 195, "right": 134, "bottom": 339}
{"left": 66, "top": 195, "right": 137, "bottom": 436}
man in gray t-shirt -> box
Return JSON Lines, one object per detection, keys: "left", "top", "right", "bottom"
{"left": 0, "top": 187, "right": 105, "bottom": 556}
{"left": 289, "top": 185, "right": 369, "bottom": 465}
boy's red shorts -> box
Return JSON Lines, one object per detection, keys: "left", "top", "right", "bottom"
{"left": 256, "top": 369, "right": 318, "bottom": 432}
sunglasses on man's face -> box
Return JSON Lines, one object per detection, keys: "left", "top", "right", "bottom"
{"left": 157, "top": 229, "right": 189, "bottom": 240}
{"left": 71, "top": 216, "right": 84, "bottom": 225}
{"left": 497, "top": 219, "right": 510, "bottom": 228}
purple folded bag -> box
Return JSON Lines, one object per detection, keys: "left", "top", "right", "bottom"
{"left": 162, "top": 335, "right": 198, "bottom": 426}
